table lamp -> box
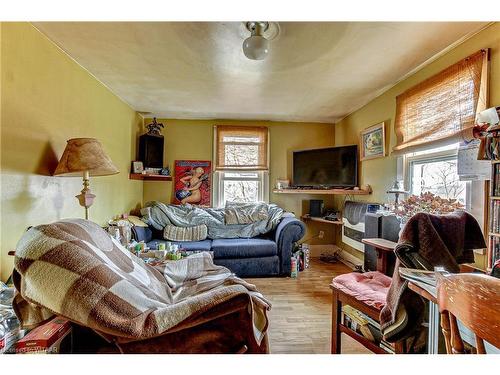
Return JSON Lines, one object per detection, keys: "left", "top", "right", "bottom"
{"left": 54, "top": 138, "right": 119, "bottom": 220}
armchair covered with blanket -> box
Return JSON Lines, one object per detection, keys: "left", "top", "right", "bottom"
{"left": 12, "top": 219, "right": 271, "bottom": 354}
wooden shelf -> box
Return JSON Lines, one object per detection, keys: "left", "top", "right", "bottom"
{"left": 301, "top": 215, "right": 343, "bottom": 225}
{"left": 129, "top": 173, "right": 172, "bottom": 181}
{"left": 272, "top": 188, "right": 371, "bottom": 195}
{"left": 490, "top": 196, "right": 500, "bottom": 200}
{"left": 489, "top": 232, "right": 500, "bottom": 238}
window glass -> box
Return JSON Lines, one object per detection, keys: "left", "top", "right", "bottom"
{"left": 409, "top": 156, "right": 467, "bottom": 205}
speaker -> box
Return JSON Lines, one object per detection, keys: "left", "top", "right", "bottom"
{"left": 139, "top": 134, "right": 164, "bottom": 168}
{"left": 364, "top": 213, "right": 400, "bottom": 274}
{"left": 309, "top": 199, "right": 324, "bottom": 217}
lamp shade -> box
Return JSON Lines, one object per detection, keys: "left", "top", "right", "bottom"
{"left": 54, "top": 138, "right": 119, "bottom": 177}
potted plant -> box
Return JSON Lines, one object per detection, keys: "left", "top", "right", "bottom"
{"left": 393, "top": 192, "right": 464, "bottom": 235}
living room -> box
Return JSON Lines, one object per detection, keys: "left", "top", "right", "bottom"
{"left": 1, "top": 0, "right": 499, "bottom": 373}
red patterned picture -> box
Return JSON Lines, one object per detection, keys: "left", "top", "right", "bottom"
{"left": 173, "top": 160, "right": 211, "bottom": 206}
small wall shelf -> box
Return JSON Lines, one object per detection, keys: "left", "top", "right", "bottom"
{"left": 129, "top": 173, "right": 172, "bottom": 181}
{"left": 301, "top": 215, "right": 343, "bottom": 225}
{"left": 273, "top": 188, "right": 371, "bottom": 195}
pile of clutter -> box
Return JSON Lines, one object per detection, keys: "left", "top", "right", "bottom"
{"left": 290, "top": 243, "right": 310, "bottom": 278}
{"left": 0, "top": 282, "right": 22, "bottom": 353}
{"left": 106, "top": 214, "right": 207, "bottom": 265}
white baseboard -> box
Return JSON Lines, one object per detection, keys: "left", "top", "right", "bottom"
{"left": 337, "top": 249, "right": 363, "bottom": 270}
{"left": 308, "top": 244, "right": 337, "bottom": 258}
{"left": 308, "top": 244, "right": 363, "bottom": 270}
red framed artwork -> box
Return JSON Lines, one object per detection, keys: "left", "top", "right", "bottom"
{"left": 173, "top": 160, "right": 212, "bottom": 206}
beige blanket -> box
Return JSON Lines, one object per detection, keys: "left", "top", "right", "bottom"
{"left": 12, "top": 219, "right": 270, "bottom": 345}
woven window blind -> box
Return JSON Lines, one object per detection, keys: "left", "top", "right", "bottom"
{"left": 215, "top": 126, "right": 269, "bottom": 170}
{"left": 394, "top": 49, "right": 489, "bottom": 154}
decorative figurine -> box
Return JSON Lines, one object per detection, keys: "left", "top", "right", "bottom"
{"left": 146, "top": 117, "right": 164, "bottom": 136}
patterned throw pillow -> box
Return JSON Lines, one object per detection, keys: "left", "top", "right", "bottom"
{"left": 163, "top": 224, "right": 208, "bottom": 242}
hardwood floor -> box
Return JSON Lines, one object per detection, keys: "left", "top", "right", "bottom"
{"left": 247, "top": 258, "right": 372, "bottom": 354}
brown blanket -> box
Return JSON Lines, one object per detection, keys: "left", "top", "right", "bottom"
{"left": 12, "top": 219, "right": 270, "bottom": 348}
{"left": 380, "top": 211, "right": 486, "bottom": 343}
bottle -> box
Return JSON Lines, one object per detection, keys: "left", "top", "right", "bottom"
{"left": 291, "top": 257, "right": 298, "bottom": 278}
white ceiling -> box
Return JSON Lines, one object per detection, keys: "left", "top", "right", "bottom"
{"left": 33, "top": 22, "right": 488, "bottom": 123}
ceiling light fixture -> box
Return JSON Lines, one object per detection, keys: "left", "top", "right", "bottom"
{"left": 242, "top": 22, "right": 270, "bottom": 60}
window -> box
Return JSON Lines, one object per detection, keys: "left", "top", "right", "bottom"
{"left": 405, "top": 143, "right": 485, "bottom": 230}
{"left": 213, "top": 126, "right": 269, "bottom": 207}
{"left": 394, "top": 50, "right": 488, "bottom": 154}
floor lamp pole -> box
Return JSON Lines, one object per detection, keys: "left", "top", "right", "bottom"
{"left": 75, "top": 170, "right": 96, "bottom": 220}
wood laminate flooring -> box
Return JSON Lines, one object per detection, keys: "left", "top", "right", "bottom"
{"left": 247, "top": 258, "right": 372, "bottom": 354}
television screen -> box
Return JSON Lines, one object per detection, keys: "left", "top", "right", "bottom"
{"left": 292, "top": 145, "right": 358, "bottom": 188}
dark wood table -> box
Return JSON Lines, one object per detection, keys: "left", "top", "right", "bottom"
{"left": 361, "top": 238, "right": 397, "bottom": 275}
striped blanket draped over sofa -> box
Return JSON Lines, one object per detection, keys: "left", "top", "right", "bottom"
{"left": 12, "top": 219, "right": 270, "bottom": 346}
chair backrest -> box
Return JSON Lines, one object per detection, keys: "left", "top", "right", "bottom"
{"left": 436, "top": 272, "right": 500, "bottom": 353}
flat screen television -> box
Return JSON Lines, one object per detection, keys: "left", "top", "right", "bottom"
{"left": 292, "top": 145, "right": 358, "bottom": 188}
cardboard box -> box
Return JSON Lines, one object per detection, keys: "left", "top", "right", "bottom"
{"left": 16, "top": 317, "right": 71, "bottom": 351}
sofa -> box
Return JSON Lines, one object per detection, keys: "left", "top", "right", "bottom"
{"left": 132, "top": 216, "right": 306, "bottom": 278}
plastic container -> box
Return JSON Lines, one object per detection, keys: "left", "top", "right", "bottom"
{"left": 291, "top": 257, "right": 298, "bottom": 278}
{"left": 0, "top": 309, "right": 21, "bottom": 353}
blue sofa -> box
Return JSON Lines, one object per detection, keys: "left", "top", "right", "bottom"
{"left": 132, "top": 217, "right": 305, "bottom": 278}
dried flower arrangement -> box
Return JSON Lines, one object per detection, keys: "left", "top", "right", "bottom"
{"left": 393, "top": 191, "right": 464, "bottom": 223}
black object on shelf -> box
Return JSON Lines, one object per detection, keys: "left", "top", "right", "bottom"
{"left": 364, "top": 213, "right": 400, "bottom": 275}
{"left": 309, "top": 199, "right": 324, "bottom": 217}
{"left": 138, "top": 133, "right": 164, "bottom": 168}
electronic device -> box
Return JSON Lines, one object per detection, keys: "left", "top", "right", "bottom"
{"left": 309, "top": 199, "right": 324, "bottom": 217}
{"left": 138, "top": 133, "right": 164, "bottom": 168}
{"left": 366, "top": 204, "right": 381, "bottom": 213}
{"left": 342, "top": 201, "right": 367, "bottom": 252}
{"left": 364, "top": 213, "right": 400, "bottom": 274}
{"left": 292, "top": 145, "right": 358, "bottom": 188}
{"left": 323, "top": 211, "right": 339, "bottom": 221}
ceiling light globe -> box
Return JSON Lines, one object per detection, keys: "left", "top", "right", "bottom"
{"left": 242, "top": 35, "right": 269, "bottom": 60}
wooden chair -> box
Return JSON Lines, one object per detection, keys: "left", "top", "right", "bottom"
{"left": 330, "top": 238, "right": 406, "bottom": 354}
{"left": 436, "top": 272, "right": 500, "bottom": 354}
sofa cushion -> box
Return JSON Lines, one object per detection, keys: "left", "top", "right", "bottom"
{"left": 211, "top": 238, "right": 277, "bottom": 259}
{"left": 214, "top": 256, "right": 280, "bottom": 278}
{"left": 331, "top": 271, "right": 391, "bottom": 310}
{"left": 163, "top": 224, "right": 208, "bottom": 242}
{"left": 147, "top": 239, "right": 212, "bottom": 252}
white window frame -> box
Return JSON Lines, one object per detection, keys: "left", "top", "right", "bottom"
{"left": 212, "top": 127, "right": 270, "bottom": 208}
{"left": 213, "top": 170, "right": 269, "bottom": 208}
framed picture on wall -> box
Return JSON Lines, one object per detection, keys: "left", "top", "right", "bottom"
{"left": 131, "top": 161, "right": 144, "bottom": 173}
{"left": 173, "top": 160, "right": 212, "bottom": 206}
{"left": 359, "top": 122, "right": 386, "bottom": 161}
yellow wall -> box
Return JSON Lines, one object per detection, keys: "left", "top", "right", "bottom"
{"left": 334, "top": 22, "right": 500, "bottom": 268}
{"left": 142, "top": 118, "right": 337, "bottom": 245}
{"left": 0, "top": 23, "right": 143, "bottom": 281}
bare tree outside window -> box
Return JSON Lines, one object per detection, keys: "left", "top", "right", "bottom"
{"left": 411, "top": 158, "right": 466, "bottom": 205}
{"left": 222, "top": 141, "right": 261, "bottom": 203}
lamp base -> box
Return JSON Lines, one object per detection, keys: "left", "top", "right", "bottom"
{"left": 76, "top": 172, "right": 95, "bottom": 220}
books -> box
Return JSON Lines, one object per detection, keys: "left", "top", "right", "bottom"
{"left": 491, "top": 201, "right": 500, "bottom": 233}
{"left": 15, "top": 317, "right": 71, "bottom": 354}
{"left": 488, "top": 236, "right": 500, "bottom": 270}
{"left": 493, "top": 163, "right": 500, "bottom": 196}
{"left": 398, "top": 268, "right": 437, "bottom": 297}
